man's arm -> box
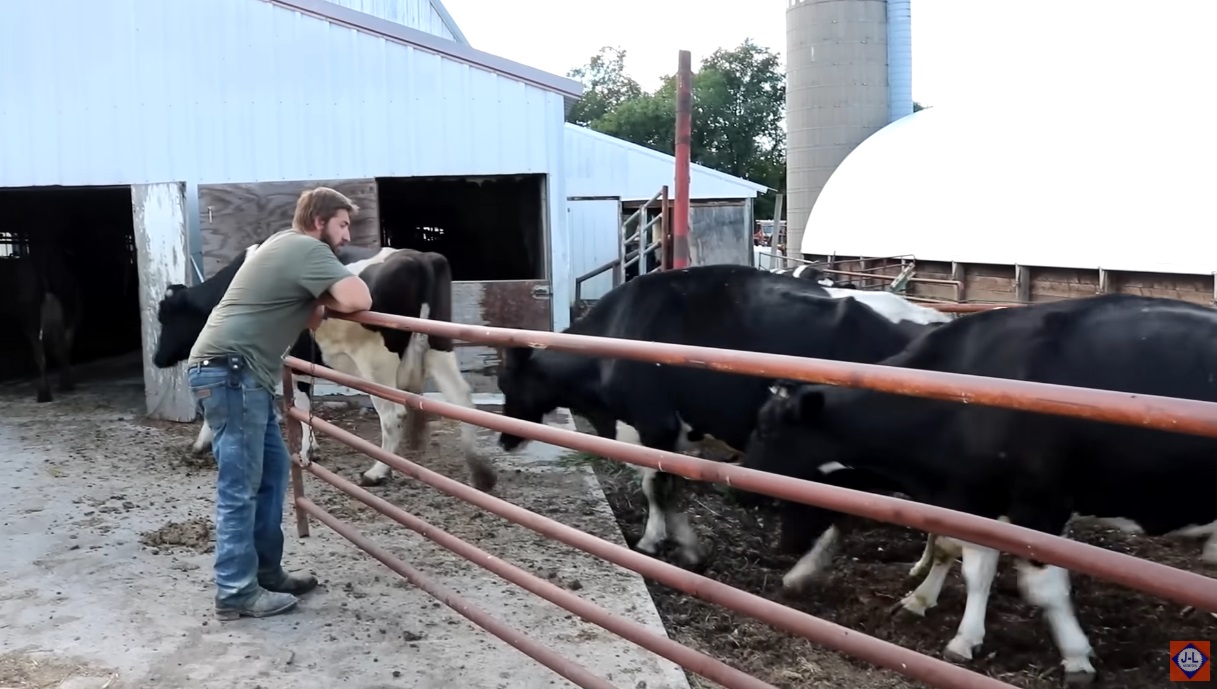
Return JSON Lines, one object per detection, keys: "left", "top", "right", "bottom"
{"left": 318, "top": 275, "right": 372, "bottom": 313}
{"left": 297, "top": 244, "right": 373, "bottom": 313}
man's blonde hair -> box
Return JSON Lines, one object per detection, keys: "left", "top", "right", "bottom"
{"left": 292, "top": 187, "right": 359, "bottom": 232}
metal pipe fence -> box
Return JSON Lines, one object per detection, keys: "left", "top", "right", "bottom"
{"left": 282, "top": 363, "right": 1017, "bottom": 689}
{"left": 281, "top": 303, "right": 1217, "bottom": 689}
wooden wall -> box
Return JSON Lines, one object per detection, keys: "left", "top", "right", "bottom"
{"left": 807, "top": 254, "right": 1217, "bottom": 307}
{"left": 689, "top": 201, "right": 754, "bottom": 268}
{"left": 197, "top": 179, "right": 381, "bottom": 277}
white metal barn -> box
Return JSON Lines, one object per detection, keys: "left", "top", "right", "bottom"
{"left": 0, "top": 0, "right": 584, "bottom": 417}
{"left": 564, "top": 124, "right": 769, "bottom": 300}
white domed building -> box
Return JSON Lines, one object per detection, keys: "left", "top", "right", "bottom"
{"left": 797, "top": 105, "right": 1217, "bottom": 305}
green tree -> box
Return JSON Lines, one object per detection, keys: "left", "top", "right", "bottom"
{"left": 565, "top": 47, "right": 644, "bottom": 127}
{"left": 571, "top": 40, "right": 787, "bottom": 218}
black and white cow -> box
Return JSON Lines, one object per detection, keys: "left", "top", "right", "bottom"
{"left": 153, "top": 242, "right": 494, "bottom": 491}
{"left": 12, "top": 251, "right": 82, "bottom": 403}
{"left": 742, "top": 293, "right": 1217, "bottom": 684}
{"left": 769, "top": 263, "right": 858, "bottom": 290}
{"left": 496, "top": 264, "right": 951, "bottom": 567}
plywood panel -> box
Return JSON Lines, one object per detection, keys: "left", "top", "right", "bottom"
{"left": 132, "top": 182, "right": 197, "bottom": 422}
{"left": 452, "top": 280, "right": 552, "bottom": 393}
{"left": 197, "top": 179, "right": 380, "bottom": 277}
{"left": 689, "top": 202, "right": 752, "bottom": 267}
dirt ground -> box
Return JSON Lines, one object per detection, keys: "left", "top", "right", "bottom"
{"left": 0, "top": 357, "right": 688, "bottom": 689}
{"left": 583, "top": 450, "right": 1217, "bottom": 689}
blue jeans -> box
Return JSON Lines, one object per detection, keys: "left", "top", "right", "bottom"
{"left": 187, "top": 353, "right": 290, "bottom": 605}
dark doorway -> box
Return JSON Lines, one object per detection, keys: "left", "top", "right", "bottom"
{"left": 0, "top": 185, "right": 140, "bottom": 383}
{"left": 375, "top": 174, "right": 546, "bottom": 281}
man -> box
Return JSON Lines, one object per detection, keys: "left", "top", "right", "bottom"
{"left": 187, "top": 187, "right": 373, "bottom": 620}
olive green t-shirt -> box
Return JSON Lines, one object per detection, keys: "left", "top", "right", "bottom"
{"left": 188, "top": 229, "right": 354, "bottom": 392}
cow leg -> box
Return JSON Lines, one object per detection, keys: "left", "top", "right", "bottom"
{"left": 1006, "top": 488, "right": 1096, "bottom": 683}
{"left": 292, "top": 383, "right": 315, "bottom": 464}
{"left": 361, "top": 394, "right": 408, "bottom": 486}
{"left": 23, "top": 326, "right": 51, "bottom": 404}
{"left": 353, "top": 345, "right": 416, "bottom": 486}
{"left": 55, "top": 319, "right": 77, "bottom": 393}
{"left": 635, "top": 467, "right": 672, "bottom": 555}
{"left": 425, "top": 349, "right": 495, "bottom": 492}
{"left": 942, "top": 542, "right": 1000, "bottom": 662}
{"left": 782, "top": 524, "right": 841, "bottom": 592}
{"left": 899, "top": 535, "right": 962, "bottom": 616}
{"left": 909, "top": 533, "right": 937, "bottom": 578}
{"left": 1016, "top": 560, "right": 1095, "bottom": 683}
{"left": 193, "top": 420, "right": 216, "bottom": 455}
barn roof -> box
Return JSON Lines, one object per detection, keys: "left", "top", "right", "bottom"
{"left": 565, "top": 124, "right": 770, "bottom": 201}
{"left": 266, "top": 0, "right": 583, "bottom": 99}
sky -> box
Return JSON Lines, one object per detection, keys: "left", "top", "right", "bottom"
{"left": 440, "top": 0, "right": 1215, "bottom": 112}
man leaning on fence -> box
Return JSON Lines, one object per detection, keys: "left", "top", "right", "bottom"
{"left": 187, "top": 187, "right": 374, "bottom": 620}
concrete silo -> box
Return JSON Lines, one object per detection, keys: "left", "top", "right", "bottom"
{"left": 785, "top": 0, "right": 912, "bottom": 260}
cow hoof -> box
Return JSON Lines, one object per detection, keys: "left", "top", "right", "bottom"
{"left": 632, "top": 537, "right": 663, "bottom": 556}
{"left": 470, "top": 467, "right": 497, "bottom": 493}
{"left": 359, "top": 473, "right": 388, "bottom": 487}
{"left": 35, "top": 391, "right": 53, "bottom": 404}
{"left": 942, "top": 637, "right": 977, "bottom": 663}
{"left": 1063, "top": 668, "right": 1097, "bottom": 686}
{"left": 893, "top": 592, "right": 932, "bottom": 618}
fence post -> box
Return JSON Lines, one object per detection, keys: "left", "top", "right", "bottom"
{"left": 282, "top": 368, "right": 311, "bottom": 538}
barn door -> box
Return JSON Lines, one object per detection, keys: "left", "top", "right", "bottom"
{"left": 567, "top": 198, "right": 622, "bottom": 301}
{"left": 131, "top": 183, "right": 196, "bottom": 422}
{"left": 452, "top": 280, "right": 552, "bottom": 394}
{"left": 689, "top": 200, "right": 754, "bottom": 267}
{"left": 196, "top": 178, "right": 381, "bottom": 277}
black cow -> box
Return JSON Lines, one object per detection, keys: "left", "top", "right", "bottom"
{"left": 742, "top": 293, "right": 1217, "bottom": 684}
{"left": 770, "top": 263, "right": 858, "bottom": 289}
{"left": 153, "top": 242, "right": 494, "bottom": 491}
{"left": 12, "top": 252, "right": 82, "bottom": 403}
{"left": 496, "top": 264, "right": 949, "bottom": 567}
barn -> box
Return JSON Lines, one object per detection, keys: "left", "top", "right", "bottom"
{"left": 0, "top": 0, "right": 584, "bottom": 418}
{"left": 564, "top": 124, "right": 769, "bottom": 302}
{"left": 797, "top": 105, "right": 1217, "bottom": 306}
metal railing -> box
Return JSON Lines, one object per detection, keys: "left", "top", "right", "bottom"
{"left": 282, "top": 305, "right": 1217, "bottom": 689}
{"left": 573, "top": 186, "right": 668, "bottom": 305}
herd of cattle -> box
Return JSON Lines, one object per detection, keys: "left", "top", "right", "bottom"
{"left": 16, "top": 239, "right": 1217, "bottom": 685}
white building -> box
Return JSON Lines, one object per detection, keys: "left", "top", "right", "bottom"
{"left": 0, "top": 0, "right": 770, "bottom": 415}
{"left": 0, "top": 0, "right": 585, "bottom": 418}
{"left": 564, "top": 124, "right": 768, "bottom": 300}
{"left": 799, "top": 105, "right": 1217, "bottom": 305}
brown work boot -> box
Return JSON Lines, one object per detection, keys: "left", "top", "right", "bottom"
{"left": 259, "top": 569, "right": 319, "bottom": 596}
{"left": 215, "top": 587, "right": 298, "bottom": 621}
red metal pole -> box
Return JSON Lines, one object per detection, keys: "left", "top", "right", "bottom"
{"left": 672, "top": 50, "right": 692, "bottom": 269}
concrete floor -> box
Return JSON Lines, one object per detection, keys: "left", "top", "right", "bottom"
{"left": 0, "top": 357, "right": 690, "bottom": 689}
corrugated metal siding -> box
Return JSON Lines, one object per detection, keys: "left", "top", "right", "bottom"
{"left": 0, "top": 0, "right": 565, "bottom": 187}
{"left": 564, "top": 124, "right": 767, "bottom": 201}
{"left": 325, "top": 0, "right": 456, "bottom": 40}
{"left": 567, "top": 198, "right": 622, "bottom": 301}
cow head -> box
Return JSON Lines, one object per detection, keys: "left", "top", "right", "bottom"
{"left": 738, "top": 382, "right": 867, "bottom": 580}
{"left": 153, "top": 284, "right": 211, "bottom": 368}
{"left": 496, "top": 347, "right": 560, "bottom": 452}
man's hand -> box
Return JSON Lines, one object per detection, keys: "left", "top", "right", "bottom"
{"left": 307, "top": 304, "right": 326, "bottom": 330}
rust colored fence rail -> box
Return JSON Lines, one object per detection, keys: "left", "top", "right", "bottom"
{"left": 282, "top": 365, "right": 1017, "bottom": 689}
{"left": 333, "top": 311, "right": 1217, "bottom": 440}
{"left": 283, "top": 303, "right": 1217, "bottom": 689}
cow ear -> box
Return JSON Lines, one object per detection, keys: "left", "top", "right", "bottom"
{"left": 792, "top": 388, "right": 826, "bottom": 423}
